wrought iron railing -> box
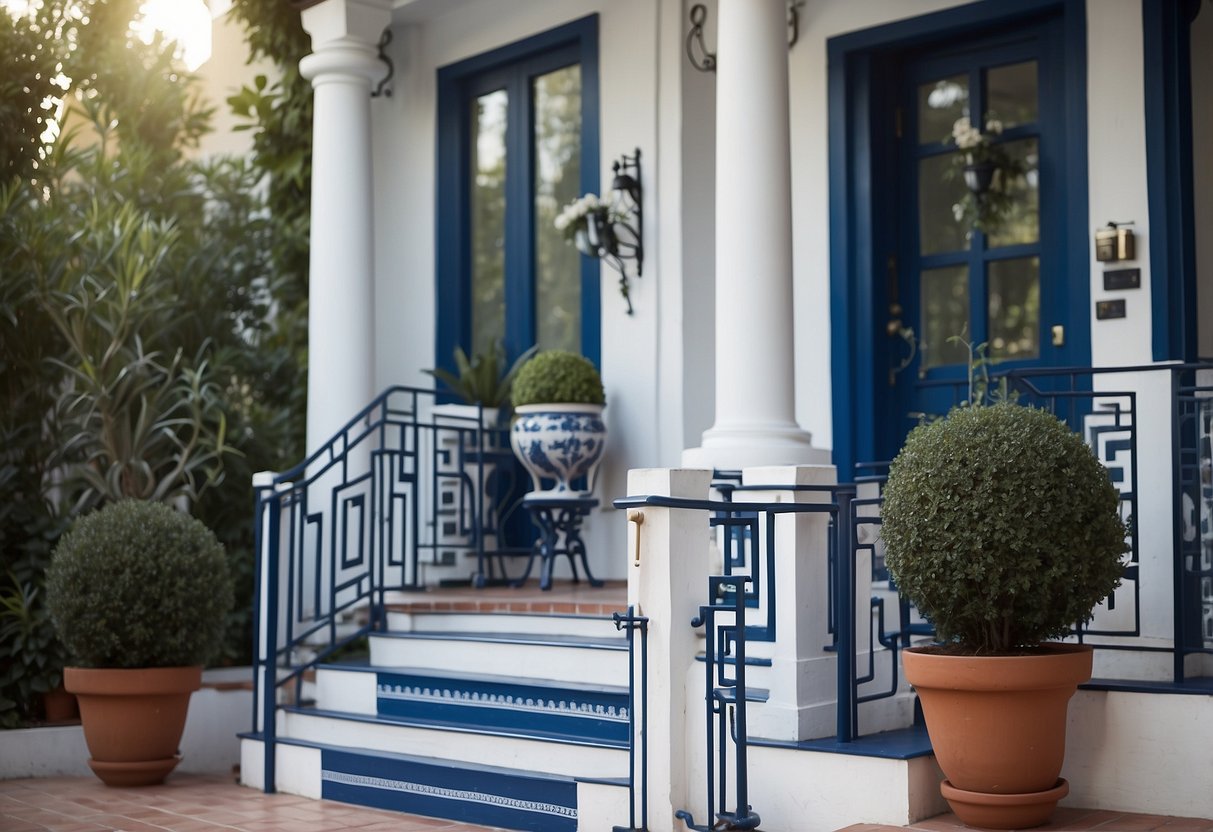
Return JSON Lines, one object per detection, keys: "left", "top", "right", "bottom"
{"left": 611, "top": 605, "right": 650, "bottom": 832}
{"left": 251, "top": 386, "right": 523, "bottom": 792}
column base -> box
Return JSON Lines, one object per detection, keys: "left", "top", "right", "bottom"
{"left": 683, "top": 424, "right": 829, "bottom": 470}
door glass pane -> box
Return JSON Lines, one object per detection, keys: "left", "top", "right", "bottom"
{"left": 533, "top": 64, "right": 582, "bottom": 353}
{"left": 986, "top": 61, "right": 1037, "bottom": 130}
{"left": 986, "top": 138, "right": 1039, "bottom": 248}
{"left": 987, "top": 257, "right": 1040, "bottom": 361}
{"left": 921, "top": 265, "right": 971, "bottom": 369}
{"left": 918, "top": 74, "right": 969, "bottom": 144}
{"left": 470, "top": 89, "right": 508, "bottom": 357}
{"left": 919, "top": 153, "right": 970, "bottom": 254}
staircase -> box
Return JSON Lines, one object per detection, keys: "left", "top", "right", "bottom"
{"left": 240, "top": 585, "right": 638, "bottom": 832}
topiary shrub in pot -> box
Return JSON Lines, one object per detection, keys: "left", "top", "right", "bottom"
{"left": 881, "top": 403, "right": 1127, "bottom": 829}
{"left": 509, "top": 350, "right": 607, "bottom": 496}
{"left": 46, "top": 500, "right": 233, "bottom": 787}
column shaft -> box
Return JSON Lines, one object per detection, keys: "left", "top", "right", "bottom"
{"left": 685, "top": 0, "right": 822, "bottom": 469}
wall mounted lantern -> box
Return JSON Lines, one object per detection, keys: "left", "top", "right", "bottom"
{"left": 555, "top": 149, "right": 644, "bottom": 314}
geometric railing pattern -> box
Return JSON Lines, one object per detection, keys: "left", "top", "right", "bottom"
{"left": 251, "top": 386, "right": 520, "bottom": 792}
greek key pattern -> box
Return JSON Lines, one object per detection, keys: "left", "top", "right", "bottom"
{"left": 321, "top": 770, "right": 577, "bottom": 818}
{"left": 377, "top": 683, "right": 628, "bottom": 722}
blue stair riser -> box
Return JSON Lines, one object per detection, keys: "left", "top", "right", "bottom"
{"left": 376, "top": 672, "right": 629, "bottom": 744}
{"left": 321, "top": 748, "right": 577, "bottom": 832}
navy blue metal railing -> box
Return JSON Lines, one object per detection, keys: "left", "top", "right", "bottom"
{"left": 251, "top": 387, "right": 522, "bottom": 792}
{"left": 611, "top": 605, "right": 649, "bottom": 832}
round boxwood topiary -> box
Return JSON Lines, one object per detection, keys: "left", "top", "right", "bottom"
{"left": 47, "top": 500, "right": 233, "bottom": 668}
{"left": 881, "top": 403, "right": 1127, "bottom": 653}
{"left": 510, "top": 349, "right": 605, "bottom": 407}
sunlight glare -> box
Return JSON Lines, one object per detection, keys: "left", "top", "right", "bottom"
{"left": 135, "top": 0, "right": 212, "bottom": 71}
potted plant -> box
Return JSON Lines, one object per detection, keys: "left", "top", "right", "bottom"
{"left": 880, "top": 403, "right": 1127, "bottom": 829}
{"left": 509, "top": 350, "right": 607, "bottom": 496}
{"left": 425, "top": 343, "right": 537, "bottom": 428}
{"left": 46, "top": 500, "right": 232, "bottom": 787}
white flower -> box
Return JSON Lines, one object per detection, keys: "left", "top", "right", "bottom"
{"left": 984, "top": 118, "right": 1003, "bottom": 135}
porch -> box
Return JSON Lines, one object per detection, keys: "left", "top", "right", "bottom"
{"left": 241, "top": 359, "right": 1213, "bottom": 831}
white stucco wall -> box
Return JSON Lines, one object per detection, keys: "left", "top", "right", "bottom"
{"left": 1085, "top": 0, "right": 1152, "bottom": 367}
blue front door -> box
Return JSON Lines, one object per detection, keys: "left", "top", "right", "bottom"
{"left": 865, "top": 11, "right": 1090, "bottom": 462}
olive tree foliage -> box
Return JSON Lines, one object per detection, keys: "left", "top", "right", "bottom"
{"left": 0, "top": 0, "right": 309, "bottom": 724}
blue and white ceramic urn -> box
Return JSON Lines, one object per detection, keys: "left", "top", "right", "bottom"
{"left": 510, "top": 404, "right": 607, "bottom": 496}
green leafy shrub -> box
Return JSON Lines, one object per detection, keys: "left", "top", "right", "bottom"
{"left": 426, "top": 345, "right": 537, "bottom": 408}
{"left": 881, "top": 403, "right": 1127, "bottom": 653}
{"left": 46, "top": 501, "right": 233, "bottom": 668}
{"left": 511, "top": 350, "right": 605, "bottom": 407}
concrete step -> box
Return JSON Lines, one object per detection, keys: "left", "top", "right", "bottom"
{"left": 240, "top": 734, "right": 581, "bottom": 832}
{"left": 314, "top": 663, "right": 631, "bottom": 746}
{"left": 386, "top": 609, "right": 624, "bottom": 640}
{"left": 369, "top": 630, "right": 630, "bottom": 686}
{"left": 269, "top": 706, "right": 627, "bottom": 779}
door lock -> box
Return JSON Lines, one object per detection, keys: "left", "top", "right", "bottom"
{"left": 1051, "top": 325, "right": 1065, "bottom": 347}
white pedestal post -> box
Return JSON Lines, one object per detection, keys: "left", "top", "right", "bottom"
{"left": 299, "top": 0, "right": 390, "bottom": 453}
{"left": 626, "top": 468, "right": 712, "bottom": 832}
{"left": 735, "top": 464, "right": 840, "bottom": 741}
{"left": 684, "top": 0, "right": 824, "bottom": 470}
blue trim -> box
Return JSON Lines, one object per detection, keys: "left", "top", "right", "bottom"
{"left": 435, "top": 16, "right": 601, "bottom": 373}
{"left": 827, "top": 0, "right": 1089, "bottom": 477}
{"left": 749, "top": 724, "right": 934, "bottom": 761}
{"left": 375, "top": 670, "right": 630, "bottom": 744}
{"left": 1144, "top": 0, "right": 1200, "bottom": 362}
{"left": 284, "top": 704, "right": 625, "bottom": 749}
{"left": 322, "top": 746, "right": 578, "bottom": 831}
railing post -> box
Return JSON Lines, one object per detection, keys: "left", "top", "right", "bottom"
{"left": 835, "top": 486, "right": 856, "bottom": 743}
{"left": 626, "top": 468, "right": 712, "bottom": 832}
{"left": 253, "top": 471, "right": 281, "bottom": 793}
{"left": 738, "top": 464, "right": 837, "bottom": 741}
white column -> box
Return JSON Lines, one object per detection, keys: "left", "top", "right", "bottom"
{"left": 684, "top": 0, "right": 824, "bottom": 470}
{"left": 299, "top": 0, "right": 389, "bottom": 453}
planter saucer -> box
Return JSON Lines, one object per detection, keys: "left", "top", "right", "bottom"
{"left": 941, "top": 778, "right": 1069, "bottom": 829}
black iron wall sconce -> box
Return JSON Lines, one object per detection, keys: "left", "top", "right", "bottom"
{"left": 686, "top": 1, "right": 803, "bottom": 73}
{"left": 597, "top": 149, "right": 643, "bottom": 315}
{"left": 372, "top": 28, "right": 394, "bottom": 98}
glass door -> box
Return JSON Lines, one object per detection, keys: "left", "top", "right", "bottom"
{"left": 888, "top": 30, "right": 1071, "bottom": 440}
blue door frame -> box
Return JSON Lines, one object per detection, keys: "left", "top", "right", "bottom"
{"left": 435, "top": 16, "right": 601, "bottom": 371}
{"left": 826, "top": 0, "right": 1090, "bottom": 477}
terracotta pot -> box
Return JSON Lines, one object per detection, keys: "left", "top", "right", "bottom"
{"left": 903, "top": 644, "right": 1092, "bottom": 829}
{"left": 64, "top": 666, "right": 202, "bottom": 787}
{"left": 41, "top": 684, "right": 79, "bottom": 723}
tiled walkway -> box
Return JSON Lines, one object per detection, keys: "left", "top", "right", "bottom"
{"left": 0, "top": 775, "right": 506, "bottom": 832}
{"left": 6, "top": 777, "right": 1212, "bottom": 832}
{"left": 838, "top": 806, "right": 1213, "bottom": 831}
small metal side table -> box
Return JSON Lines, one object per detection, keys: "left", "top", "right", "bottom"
{"left": 513, "top": 496, "right": 603, "bottom": 591}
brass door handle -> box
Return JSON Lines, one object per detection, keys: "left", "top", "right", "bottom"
{"left": 1052, "top": 325, "right": 1065, "bottom": 347}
